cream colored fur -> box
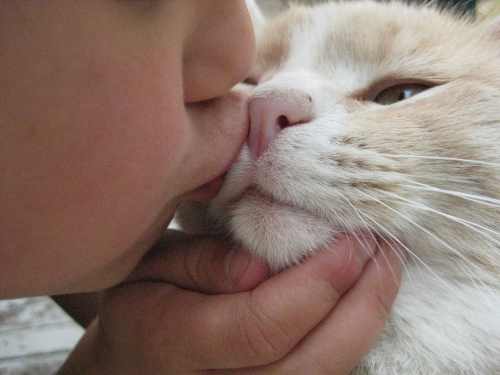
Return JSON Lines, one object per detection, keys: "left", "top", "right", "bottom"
{"left": 178, "top": 1, "right": 500, "bottom": 374}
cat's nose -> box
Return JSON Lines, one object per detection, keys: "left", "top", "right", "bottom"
{"left": 248, "top": 91, "right": 313, "bottom": 160}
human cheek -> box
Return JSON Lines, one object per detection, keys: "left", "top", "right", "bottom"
{"left": 0, "top": 45, "right": 191, "bottom": 293}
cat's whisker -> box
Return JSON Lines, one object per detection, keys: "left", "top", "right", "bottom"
{"left": 358, "top": 210, "right": 454, "bottom": 293}
{"left": 366, "top": 222, "right": 415, "bottom": 286}
{"left": 338, "top": 193, "right": 401, "bottom": 285}
{"left": 324, "top": 205, "right": 364, "bottom": 262}
{"left": 403, "top": 173, "right": 476, "bottom": 186}
{"left": 400, "top": 180, "right": 500, "bottom": 209}
{"left": 355, "top": 209, "right": 410, "bottom": 286}
{"left": 325, "top": 196, "right": 386, "bottom": 280}
{"left": 337, "top": 194, "right": 376, "bottom": 250}
{"left": 336, "top": 208, "right": 375, "bottom": 266}
{"left": 328, "top": 206, "right": 353, "bottom": 237}
{"left": 378, "top": 189, "right": 500, "bottom": 252}
{"left": 380, "top": 153, "right": 500, "bottom": 168}
{"left": 337, "top": 195, "right": 384, "bottom": 273}
{"left": 356, "top": 189, "right": 488, "bottom": 289}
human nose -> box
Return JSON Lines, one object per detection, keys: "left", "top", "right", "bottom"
{"left": 182, "top": 1, "right": 256, "bottom": 103}
{"left": 248, "top": 89, "right": 313, "bottom": 160}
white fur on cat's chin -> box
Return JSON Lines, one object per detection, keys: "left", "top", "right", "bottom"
{"left": 209, "top": 145, "right": 337, "bottom": 270}
{"left": 229, "top": 187, "right": 336, "bottom": 269}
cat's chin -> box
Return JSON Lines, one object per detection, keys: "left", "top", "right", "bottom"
{"left": 182, "top": 147, "right": 336, "bottom": 270}
{"left": 223, "top": 188, "right": 337, "bottom": 271}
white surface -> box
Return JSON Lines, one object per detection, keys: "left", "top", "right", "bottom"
{"left": 0, "top": 298, "right": 83, "bottom": 374}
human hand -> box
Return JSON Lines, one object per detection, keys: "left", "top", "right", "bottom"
{"left": 61, "top": 231, "right": 401, "bottom": 374}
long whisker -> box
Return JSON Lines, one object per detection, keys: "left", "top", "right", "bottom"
{"left": 380, "top": 153, "right": 500, "bottom": 168}
{"left": 355, "top": 188, "right": 487, "bottom": 287}
{"left": 378, "top": 189, "right": 500, "bottom": 251}
{"left": 328, "top": 205, "right": 353, "bottom": 239}
{"left": 338, "top": 193, "right": 401, "bottom": 284}
{"left": 406, "top": 174, "right": 473, "bottom": 184}
{"left": 401, "top": 179, "right": 500, "bottom": 209}
{"left": 359, "top": 210, "right": 455, "bottom": 292}
{"left": 356, "top": 209, "right": 411, "bottom": 285}
{"left": 325, "top": 204, "right": 358, "bottom": 260}
{"left": 334, "top": 193, "right": 379, "bottom": 266}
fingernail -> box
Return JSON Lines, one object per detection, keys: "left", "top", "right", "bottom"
{"left": 225, "top": 249, "right": 270, "bottom": 289}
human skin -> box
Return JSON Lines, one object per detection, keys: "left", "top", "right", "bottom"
{"left": 59, "top": 232, "right": 401, "bottom": 374}
{"left": 0, "top": 0, "right": 254, "bottom": 297}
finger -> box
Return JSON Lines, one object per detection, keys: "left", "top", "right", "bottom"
{"left": 270, "top": 242, "right": 402, "bottom": 374}
{"left": 128, "top": 230, "right": 270, "bottom": 294}
{"left": 183, "top": 235, "right": 378, "bottom": 369}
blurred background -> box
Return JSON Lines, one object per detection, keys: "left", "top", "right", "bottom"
{"left": 0, "top": 298, "right": 82, "bottom": 374}
{"left": 1, "top": 0, "right": 499, "bottom": 374}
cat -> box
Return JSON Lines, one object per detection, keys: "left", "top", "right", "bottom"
{"left": 177, "top": 1, "right": 500, "bottom": 374}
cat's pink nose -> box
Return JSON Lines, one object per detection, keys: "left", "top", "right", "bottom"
{"left": 248, "top": 91, "right": 313, "bottom": 160}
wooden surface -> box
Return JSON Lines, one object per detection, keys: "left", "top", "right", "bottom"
{"left": 0, "top": 298, "right": 83, "bottom": 375}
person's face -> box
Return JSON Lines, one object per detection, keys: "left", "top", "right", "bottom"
{"left": 0, "top": 0, "right": 255, "bottom": 297}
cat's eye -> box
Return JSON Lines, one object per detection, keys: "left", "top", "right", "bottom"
{"left": 374, "top": 83, "right": 430, "bottom": 105}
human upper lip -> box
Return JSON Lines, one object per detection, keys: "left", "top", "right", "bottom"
{"left": 184, "top": 141, "right": 244, "bottom": 203}
{"left": 186, "top": 174, "right": 227, "bottom": 202}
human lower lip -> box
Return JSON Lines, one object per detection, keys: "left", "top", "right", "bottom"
{"left": 188, "top": 173, "right": 227, "bottom": 202}
{"left": 187, "top": 123, "right": 248, "bottom": 203}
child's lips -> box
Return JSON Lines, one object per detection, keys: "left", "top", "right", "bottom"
{"left": 185, "top": 94, "right": 251, "bottom": 203}
{"left": 188, "top": 173, "right": 227, "bottom": 202}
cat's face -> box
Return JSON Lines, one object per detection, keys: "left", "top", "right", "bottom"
{"left": 179, "top": 1, "right": 500, "bottom": 272}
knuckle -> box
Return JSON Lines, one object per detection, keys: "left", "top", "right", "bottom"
{"left": 206, "top": 243, "right": 234, "bottom": 290}
{"left": 190, "top": 237, "right": 233, "bottom": 292}
{"left": 183, "top": 239, "right": 224, "bottom": 291}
